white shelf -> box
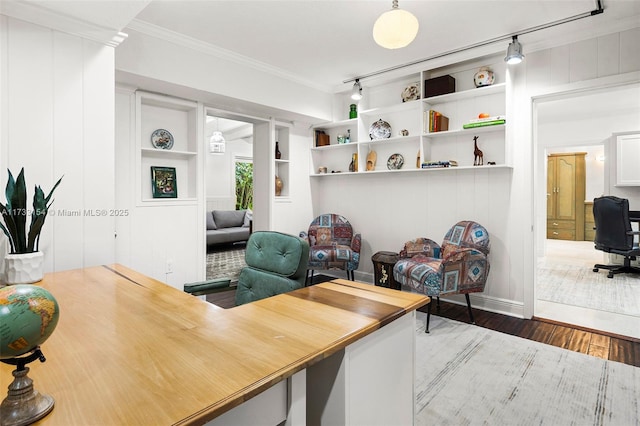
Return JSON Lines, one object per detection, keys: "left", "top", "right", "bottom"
{"left": 311, "top": 143, "right": 358, "bottom": 152}
{"left": 310, "top": 164, "right": 512, "bottom": 177}
{"left": 310, "top": 69, "right": 509, "bottom": 177}
{"left": 360, "top": 99, "right": 420, "bottom": 117}
{"left": 313, "top": 118, "right": 358, "bottom": 130}
{"left": 140, "top": 197, "right": 198, "bottom": 205}
{"left": 358, "top": 135, "right": 420, "bottom": 145}
{"left": 424, "top": 123, "right": 506, "bottom": 138}
{"left": 422, "top": 83, "right": 506, "bottom": 104}
{"left": 141, "top": 148, "right": 197, "bottom": 159}
{"left": 136, "top": 90, "right": 200, "bottom": 204}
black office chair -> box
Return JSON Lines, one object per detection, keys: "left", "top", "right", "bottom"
{"left": 592, "top": 195, "right": 640, "bottom": 278}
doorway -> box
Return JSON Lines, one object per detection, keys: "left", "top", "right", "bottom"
{"left": 205, "top": 115, "right": 254, "bottom": 212}
{"left": 532, "top": 83, "right": 640, "bottom": 339}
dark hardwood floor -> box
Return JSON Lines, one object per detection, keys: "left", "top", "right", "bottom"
{"left": 207, "top": 286, "right": 640, "bottom": 368}
{"left": 420, "top": 299, "right": 640, "bottom": 368}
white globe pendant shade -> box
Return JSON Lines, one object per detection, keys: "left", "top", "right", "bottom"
{"left": 373, "top": 3, "right": 419, "bottom": 49}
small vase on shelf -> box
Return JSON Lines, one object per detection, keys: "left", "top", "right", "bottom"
{"left": 275, "top": 142, "right": 281, "bottom": 159}
{"left": 349, "top": 104, "right": 357, "bottom": 119}
{"left": 275, "top": 175, "right": 283, "bottom": 196}
{"left": 349, "top": 153, "right": 358, "bottom": 172}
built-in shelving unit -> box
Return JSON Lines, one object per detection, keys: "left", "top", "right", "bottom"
{"left": 136, "top": 91, "right": 200, "bottom": 204}
{"left": 275, "top": 125, "right": 290, "bottom": 199}
{"left": 311, "top": 70, "right": 510, "bottom": 177}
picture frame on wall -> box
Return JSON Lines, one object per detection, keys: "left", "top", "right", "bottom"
{"left": 151, "top": 166, "right": 177, "bottom": 198}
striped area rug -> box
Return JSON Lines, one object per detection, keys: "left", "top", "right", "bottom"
{"left": 415, "top": 313, "right": 639, "bottom": 425}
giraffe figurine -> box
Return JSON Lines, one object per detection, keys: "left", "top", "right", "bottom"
{"left": 473, "top": 136, "right": 484, "bottom": 166}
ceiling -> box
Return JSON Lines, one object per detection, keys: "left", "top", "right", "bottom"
{"left": 136, "top": 0, "right": 616, "bottom": 87}
{"left": 7, "top": 0, "right": 640, "bottom": 93}
{"left": 130, "top": 0, "right": 639, "bottom": 91}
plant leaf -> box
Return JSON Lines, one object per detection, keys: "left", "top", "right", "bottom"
{"left": 5, "top": 169, "right": 15, "bottom": 213}
{"left": 8, "top": 169, "right": 27, "bottom": 253}
{"left": 27, "top": 176, "right": 62, "bottom": 252}
{"left": 0, "top": 206, "right": 16, "bottom": 253}
{"left": 27, "top": 214, "right": 46, "bottom": 252}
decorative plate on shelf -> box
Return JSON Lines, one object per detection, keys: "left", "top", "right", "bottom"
{"left": 401, "top": 83, "right": 420, "bottom": 102}
{"left": 387, "top": 153, "right": 404, "bottom": 170}
{"left": 369, "top": 119, "right": 391, "bottom": 140}
{"left": 151, "top": 129, "right": 174, "bottom": 150}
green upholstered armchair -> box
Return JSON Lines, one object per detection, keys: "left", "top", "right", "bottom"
{"left": 235, "top": 231, "right": 310, "bottom": 305}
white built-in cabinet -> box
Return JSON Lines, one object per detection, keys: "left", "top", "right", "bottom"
{"left": 136, "top": 91, "right": 201, "bottom": 204}
{"left": 615, "top": 133, "right": 640, "bottom": 186}
{"left": 311, "top": 70, "right": 509, "bottom": 177}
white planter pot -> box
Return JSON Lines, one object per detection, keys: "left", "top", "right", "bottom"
{"left": 4, "top": 252, "right": 44, "bottom": 284}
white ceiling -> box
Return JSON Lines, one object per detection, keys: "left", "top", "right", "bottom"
{"left": 131, "top": 0, "right": 639, "bottom": 90}
{"left": 7, "top": 0, "right": 639, "bottom": 93}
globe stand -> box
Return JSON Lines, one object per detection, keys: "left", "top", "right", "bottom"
{"left": 0, "top": 347, "right": 54, "bottom": 426}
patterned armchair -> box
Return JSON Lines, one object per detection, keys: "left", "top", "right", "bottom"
{"left": 393, "top": 221, "right": 490, "bottom": 332}
{"left": 300, "top": 214, "right": 361, "bottom": 282}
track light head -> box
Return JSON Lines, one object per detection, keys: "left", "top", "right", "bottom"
{"left": 351, "top": 79, "right": 363, "bottom": 101}
{"left": 504, "top": 35, "right": 524, "bottom": 65}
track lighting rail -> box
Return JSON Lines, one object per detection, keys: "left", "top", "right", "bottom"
{"left": 344, "top": 0, "right": 604, "bottom": 84}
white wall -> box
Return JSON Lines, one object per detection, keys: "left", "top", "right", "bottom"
{"left": 112, "top": 25, "right": 639, "bottom": 318}
{"left": 114, "top": 88, "right": 204, "bottom": 290}
{"left": 521, "top": 28, "right": 640, "bottom": 315}
{"left": 116, "top": 28, "right": 333, "bottom": 125}
{"left": 0, "top": 16, "right": 116, "bottom": 279}
{"left": 305, "top": 28, "right": 640, "bottom": 318}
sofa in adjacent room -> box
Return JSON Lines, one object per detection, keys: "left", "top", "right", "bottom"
{"left": 206, "top": 209, "right": 252, "bottom": 246}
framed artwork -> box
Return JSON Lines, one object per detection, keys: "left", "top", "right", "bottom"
{"left": 151, "top": 166, "right": 177, "bottom": 198}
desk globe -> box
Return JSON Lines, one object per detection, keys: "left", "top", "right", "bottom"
{"left": 0, "top": 284, "right": 59, "bottom": 426}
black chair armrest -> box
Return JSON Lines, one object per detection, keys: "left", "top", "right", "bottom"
{"left": 184, "top": 278, "right": 232, "bottom": 296}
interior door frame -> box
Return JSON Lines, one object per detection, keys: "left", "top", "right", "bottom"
{"left": 527, "top": 72, "right": 640, "bottom": 320}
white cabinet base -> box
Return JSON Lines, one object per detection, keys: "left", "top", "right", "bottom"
{"left": 307, "top": 312, "right": 416, "bottom": 425}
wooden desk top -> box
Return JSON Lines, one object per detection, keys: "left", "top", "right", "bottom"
{"left": 1, "top": 265, "right": 428, "bottom": 426}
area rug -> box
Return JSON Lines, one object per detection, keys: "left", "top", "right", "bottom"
{"left": 206, "top": 247, "right": 246, "bottom": 284}
{"left": 415, "top": 313, "right": 639, "bottom": 425}
{"left": 537, "top": 260, "right": 640, "bottom": 316}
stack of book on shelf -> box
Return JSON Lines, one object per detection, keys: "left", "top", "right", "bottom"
{"left": 421, "top": 160, "right": 458, "bottom": 168}
{"left": 462, "top": 115, "right": 506, "bottom": 129}
{"left": 424, "top": 110, "right": 449, "bottom": 133}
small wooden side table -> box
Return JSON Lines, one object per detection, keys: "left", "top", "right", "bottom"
{"left": 371, "top": 251, "right": 401, "bottom": 290}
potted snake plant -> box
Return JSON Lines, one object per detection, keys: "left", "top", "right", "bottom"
{"left": 0, "top": 168, "right": 62, "bottom": 284}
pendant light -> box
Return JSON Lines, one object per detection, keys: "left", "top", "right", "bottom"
{"left": 209, "top": 118, "right": 226, "bottom": 154}
{"left": 504, "top": 35, "right": 524, "bottom": 64}
{"left": 373, "top": 0, "right": 419, "bottom": 49}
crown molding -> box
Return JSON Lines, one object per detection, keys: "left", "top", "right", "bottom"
{"left": 0, "top": 0, "right": 128, "bottom": 47}
{"left": 125, "top": 19, "right": 331, "bottom": 94}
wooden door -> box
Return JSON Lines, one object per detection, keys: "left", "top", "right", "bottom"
{"left": 555, "top": 155, "right": 577, "bottom": 221}
{"left": 547, "top": 156, "right": 556, "bottom": 219}
{"left": 546, "top": 152, "right": 586, "bottom": 241}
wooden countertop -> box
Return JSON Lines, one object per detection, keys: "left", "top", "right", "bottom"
{"left": 1, "top": 264, "right": 429, "bottom": 425}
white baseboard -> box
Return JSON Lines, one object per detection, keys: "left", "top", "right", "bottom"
{"left": 354, "top": 271, "right": 525, "bottom": 319}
